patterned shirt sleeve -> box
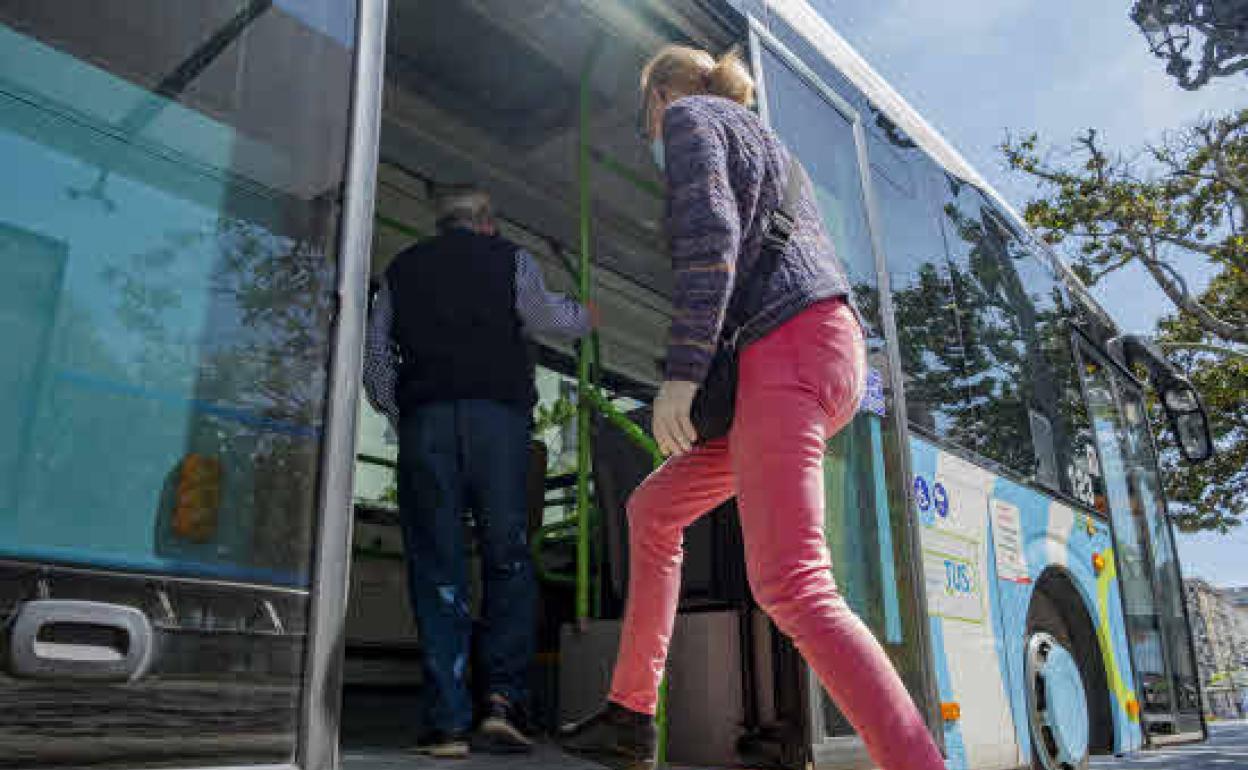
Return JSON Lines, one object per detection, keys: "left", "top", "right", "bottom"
{"left": 514, "top": 248, "right": 592, "bottom": 340}
{"left": 661, "top": 100, "right": 742, "bottom": 384}
{"left": 362, "top": 280, "right": 400, "bottom": 427}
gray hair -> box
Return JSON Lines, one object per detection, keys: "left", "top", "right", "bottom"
{"left": 434, "top": 185, "right": 493, "bottom": 232}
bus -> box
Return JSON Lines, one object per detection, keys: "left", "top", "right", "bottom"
{"left": 0, "top": 1, "right": 1216, "bottom": 769}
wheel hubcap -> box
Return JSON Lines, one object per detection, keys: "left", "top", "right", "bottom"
{"left": 1026, "top": 632, "right": 1089, "bottom": 770}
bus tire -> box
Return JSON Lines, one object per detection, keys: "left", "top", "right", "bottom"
{"left": 1025, "top": 592, "right": 1091, "bottom": 770}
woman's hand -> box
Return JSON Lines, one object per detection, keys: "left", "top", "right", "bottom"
{"left": 652, "top": 380, "right": 700, "bottom": 456}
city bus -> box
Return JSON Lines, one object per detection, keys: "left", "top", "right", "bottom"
{"left": 0, "top": 1, "right": 1216, "bottom": 770}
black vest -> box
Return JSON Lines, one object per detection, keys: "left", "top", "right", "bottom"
{"left": 387, "top": 229, "right": 533, "bottom": 410}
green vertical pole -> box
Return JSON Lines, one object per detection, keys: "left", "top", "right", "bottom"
{"left": 575, "top": 43, "right": 599, "bottom": 625}
{"left": 657, "top": 678, "right": 669, "bottom": 766}
{"left": 574, "top": 38, "right": 667, "bottom": 763}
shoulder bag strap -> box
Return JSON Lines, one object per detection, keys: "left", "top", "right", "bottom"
{"left": 720, "top": 156, "right": 808, "bottom": 346}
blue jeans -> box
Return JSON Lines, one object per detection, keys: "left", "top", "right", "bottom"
{"left": 396, "top": 399, "right": 537, "bottom": 734}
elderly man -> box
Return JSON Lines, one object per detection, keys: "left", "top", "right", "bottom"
{"left": 363, "top": 186, "right": 592, "bottom": 757}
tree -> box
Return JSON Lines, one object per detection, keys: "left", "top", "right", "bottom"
{"left": 1002, "top": 108, "right": 1248, "bottom": 532}
{"left": 1130, "top": 0, "right": 1248, "bottom": 91}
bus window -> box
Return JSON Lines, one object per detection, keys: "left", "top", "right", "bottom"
{"left": 984, "top": 213, "right": 1108, "bottom": 509}
{"left": 936, "top": 183, "right": 1038, "bottom": 476}
{"left": 869, "top": 140, "right": 978, "bottom": 442}
{"left": 758, "top": 47, "right": 876, "bottom": 317}
{"left": 931, "top": 187, "right": 1107, "bottom": 509}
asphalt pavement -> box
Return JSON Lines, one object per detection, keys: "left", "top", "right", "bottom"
{"left": 1092, "top": 720, "right": 1248, "bottom": 769}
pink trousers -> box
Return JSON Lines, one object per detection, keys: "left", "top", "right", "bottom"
{"left": 608, "top": 299, "right": 945, "bottom": 770}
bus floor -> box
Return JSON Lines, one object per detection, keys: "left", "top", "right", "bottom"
{"left": 341, "top": 745, "right": 607, "bottom": 770}
{"left": 338, "top": 687, "right": 734, "bottom": 770}
{"left": 340, "top": 687, "right": 610, "bottom": 770}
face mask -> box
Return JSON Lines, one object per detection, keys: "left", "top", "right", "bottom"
{"left": 650, "top": 137, "right": 665, "bottom": 171}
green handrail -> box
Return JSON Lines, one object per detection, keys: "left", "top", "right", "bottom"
{"left": 532, "top": 519, "right": 580, "bottom": 585}
{"left": 575, "top": 39, "right": 602, "bottom": 625}
{"left": 572, "top": 39, "right": 671, "bottom": 761}
{"left": 530, "top": 395, "right": 657, "bottom": 583}
{"left": 581, "top": 385, "right": 663, "bottom": 466}
{"left": 375, "top": 212, "right": 426, "bottom": 240}
{"left": 591, "top": 148, "right": 664, "bottom": 199}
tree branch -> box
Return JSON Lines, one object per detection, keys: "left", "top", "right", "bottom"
{"left": 1135, "top": 233, "right": 1248, "bottom": 344}
{"left": 1158, "top": 341, "right": 1248, "bottom": 363}
{"left": 1155, "top": 233, "right": 1222, "bottom": 257}
{"left": 1197, "top": 114, "right": 1248, "bottom": 221}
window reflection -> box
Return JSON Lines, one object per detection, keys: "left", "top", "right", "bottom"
{"left": 760, "top": 46, "right": 881, "bottom": 338}
{"left": 0, "top": 3, "right": 353, "bottom": 582}
{"left": 870, "top": 144, "right": 975, "bottom": 438}
{"left": 911, "top": 176, "right": 1105, "bottom": 505}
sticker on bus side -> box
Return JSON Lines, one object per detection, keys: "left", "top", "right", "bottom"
{"left": 990, "top": 498, "right": 1031, "bottom": 584}
{"left": 913, "top": 475, "right": 936, "bottom": 527}
{"left": 923, "top": 541, "right": 984, "bottom": 623}
{"left": 933, "top": 481, "right": 949, "bottom": 518}
{"left": 859, "top": 366, "right": 886, "bottom": 416}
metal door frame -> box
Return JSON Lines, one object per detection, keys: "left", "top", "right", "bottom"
{"left": 747, "top": 15, "right": 943, "bottom": 767}
{"left": 1095, "top": 343, "right": 1205, "bottom": 741}
{"left": 1072, "top": 336, "right": 1205, "bottom": 746}
{"left": 297, "top": 0, "right": 388, "bottom": 768}
{"left": 1121, "top": 377, "right": 1207, "bottom": 740}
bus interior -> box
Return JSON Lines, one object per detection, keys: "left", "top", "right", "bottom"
{"left": 342, "top": 2, "right": 785, "bottom": 767}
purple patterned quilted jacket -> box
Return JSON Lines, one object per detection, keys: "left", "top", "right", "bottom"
{"left": 660, "top": 94, "right": 853, "bottom": 383}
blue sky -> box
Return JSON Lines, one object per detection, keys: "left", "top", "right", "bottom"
{"left": 809, "top": 0, "right": 1247, "bottom": 586}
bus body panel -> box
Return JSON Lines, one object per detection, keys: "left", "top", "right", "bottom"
{"left": 909, "top": 437, "right": 1022, "bottom": 770}
{"left": 990, "top": 459, "right": 1145, "bottom": 758}
{"left": 911, "top": 435, "right": 1145, "bottom": 770}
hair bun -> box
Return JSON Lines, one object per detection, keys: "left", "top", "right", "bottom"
{"left": 707, "top": 48, "right": 755, "bottom": 107}
{"left": 640, "top": 45, "right": 756, "bottom": 109}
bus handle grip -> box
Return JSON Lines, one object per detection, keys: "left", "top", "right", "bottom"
{"left": 7, "top": 599, "right": 155, "bottom": 682}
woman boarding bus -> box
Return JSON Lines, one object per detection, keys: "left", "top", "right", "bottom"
{"left": 560, "top": 45, "right": 945, "bottom": 770}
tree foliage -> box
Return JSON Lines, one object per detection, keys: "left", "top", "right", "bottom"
{"left": 1003, "top": 108, "right": 1248, "bottom": 532}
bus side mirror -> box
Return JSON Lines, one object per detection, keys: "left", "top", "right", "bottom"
{"left": 1162, "top": 382, "right": 1213, "bottom": 464}
{"left": 1107, "top": 334, "right": 1215, "bottom": 465}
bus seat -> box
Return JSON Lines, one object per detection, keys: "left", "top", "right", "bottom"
{"left": 590, "top": 407, "right": 752, "bottom": 618}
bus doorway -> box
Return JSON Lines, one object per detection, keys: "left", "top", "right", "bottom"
{"left": 340, "top": 1, "right": 763, "bottom": 767}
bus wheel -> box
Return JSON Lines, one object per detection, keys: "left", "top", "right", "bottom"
{"left": 1025, "top": 629, "right": 1091, "bottom": 770}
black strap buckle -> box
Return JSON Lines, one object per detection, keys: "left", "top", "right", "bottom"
{"left": 761, "top": 210, "right": 796, "bottom": 251}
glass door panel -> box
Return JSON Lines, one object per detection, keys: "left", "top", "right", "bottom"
{"left": 0, "top": 2, "right": 358, "bottom": 766}
{"left": 1117, "top": 381, "right": 1204, "bottom": 736}
{"left": 1078, "top": 343, "right": 1197, "bottom": 738}
{"left": 754, "top": 21, "right": 934, "bottom": 749}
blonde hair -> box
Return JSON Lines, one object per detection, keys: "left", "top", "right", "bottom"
{"left": 640, "top": 44, "right": 755, "bottom": 108}
{"left": 433, "top": 185, "right": 492, "bottom": 231}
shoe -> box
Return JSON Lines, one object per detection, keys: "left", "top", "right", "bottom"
{"left": 411, "top": 730, "right": 470, "bottom": 759}
{"left": 473, "top": 694, "right": 535, "bottom": 754}
{"left": 558, "top": 701, "right": 657, "bottom": 769}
